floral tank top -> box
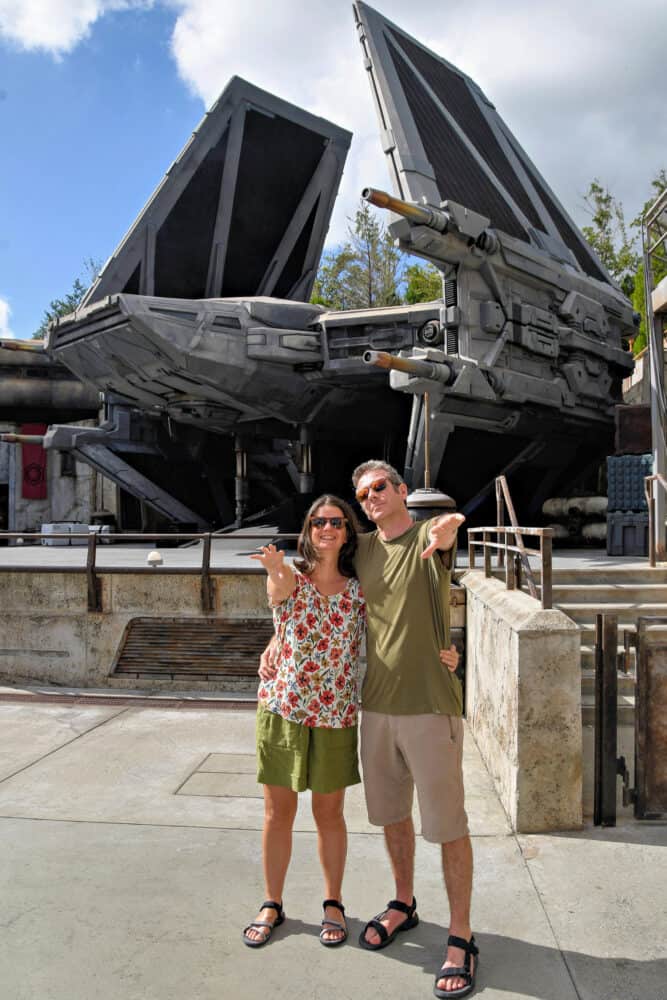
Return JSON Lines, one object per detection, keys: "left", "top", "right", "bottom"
{"left": 258, "top": 571, "right": 366, "bottom": 728}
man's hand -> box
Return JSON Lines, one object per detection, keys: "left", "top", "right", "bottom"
{"left": 421, "top": 512, "right": 466, "bottom": 559}
{"left": 439, "top": 644, "right": 459, "bottom": 673}
{"left": 258, "top": 636, "right": 278, "bottom": 681}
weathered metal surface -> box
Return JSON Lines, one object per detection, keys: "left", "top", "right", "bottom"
{"left": 635, "top": 617, "right": 667, "bottom": 819}
{"left": 112, "top": 617, "right": 275, "bottom": 678}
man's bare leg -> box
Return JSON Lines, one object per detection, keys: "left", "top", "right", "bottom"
{"left": 436, "top": 835, "right": 474, "bottom": 993}
{"left": 362, "top": 815, "right": 416, "bottom": 945}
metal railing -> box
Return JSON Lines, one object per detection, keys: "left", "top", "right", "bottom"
{"left": 0, "top": 530, "right": 298, "bottom": 613}
{"left": 466, "top": 475, "right": 553, "bottom": 609}
{"left": 644, "top": 473, "right": 667, "bottom": 566}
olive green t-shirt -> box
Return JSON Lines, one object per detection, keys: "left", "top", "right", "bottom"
{"left": 354, "top": 519, "right": 462, "bottom": 716}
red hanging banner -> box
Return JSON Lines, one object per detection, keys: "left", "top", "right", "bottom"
{"left": 20, "top": 423, "right": 48, "bottom": 500}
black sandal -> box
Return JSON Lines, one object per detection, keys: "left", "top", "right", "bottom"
{"left": 319, "top": 898, "right": 348, "bottom": 947}
{"left": 358, "top": 897, "right": 419, "bottom": 951}
{"left": 433, "top": 934, "right": 479, "bottom": 998}
{"left": 242, "top": 900, "right": 285, "bottom": 948}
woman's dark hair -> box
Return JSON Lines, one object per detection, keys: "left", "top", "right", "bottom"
{"left": 294, "top": 494, "right": 362, "bottom": 578}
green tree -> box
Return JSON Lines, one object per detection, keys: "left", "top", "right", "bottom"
{"left": 581, "top": 179, "right": 639, "bottom": 298}
{"left": 404, "top": 261, "right": 443, "bottom": 303}
{"left": 311, "top": 201, "right": 403, "bottom": 310}
{"left": 33, "top": 257, "right": 101, "bottom": 339}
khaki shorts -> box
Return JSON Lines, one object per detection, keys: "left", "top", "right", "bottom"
{"left": 256, "top": 704, "right": 361, "bottom": 794}
{"left": 360, "top": 711, "right": 469, "bottom": 844}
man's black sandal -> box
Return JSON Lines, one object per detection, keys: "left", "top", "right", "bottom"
{"left": 242, "top": 900, "right": 285, "bottom": 948}
{"left": 319, "top": 898, "right": 348, "bottom": 947}
{"left": 358, "top": 897, "right": 419, "bottom": 951}
{"left": 433, "top": 934, "right": 479, "bottom": 998}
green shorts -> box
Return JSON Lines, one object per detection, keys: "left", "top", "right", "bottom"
{"left": 256, "top": 704, "right": 361, "bottom": 794}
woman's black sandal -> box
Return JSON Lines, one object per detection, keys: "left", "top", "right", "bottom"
{"left": 242, "top": 900, "right": 285, "bottom": 948}
{"left": 433, "top": 934, "right": 479, "bottom": 998}
{"left": 319, "top": 898, "right": 348, "bottom": 947}
{"left": 358, "top": 897, "right": 419, "bottom": 950}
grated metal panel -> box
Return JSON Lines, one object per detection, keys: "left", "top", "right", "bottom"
{"left": 389, "top": 28, "right": 544, "bottom": 232}
{"left": 112, "top": 617, "right": 275, "bottom": 678}
{"left": 387, "top": 43, "right": 526, "bottom": 240}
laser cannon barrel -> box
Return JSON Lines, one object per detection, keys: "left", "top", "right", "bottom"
{"left": 363, "top": 187, "right": 449, "bottom": 233}
{"left": 363, "top": 350, "right": 454, "bottom": 385}
{"left": 0, "top": 433, "right": 46, "bottom": 445}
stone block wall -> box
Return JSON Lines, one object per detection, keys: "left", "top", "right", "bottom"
{"left": 460, "top": 569, "right": 582, "bottom": 832}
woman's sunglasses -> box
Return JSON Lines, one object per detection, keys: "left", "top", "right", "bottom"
{"left": 355, "top": 478, "right": 389, "bottom": 503}
{"left": 310, "top": 516, "right": 347, "bottom": 529}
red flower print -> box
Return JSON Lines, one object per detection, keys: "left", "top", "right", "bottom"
{"left": 320, "top": 690, "right": 335, "bottom": 707}
{"left": 287, "top": 691, "right": 300, "bottom": 707}
{"left": 330, "top": 645, "right": 342, "bottom": 660}
{"left": 293, "top": 600, "right": 305, "bottom": 615}
{"left": 308, "top": 698, "right": 320, "bottom": 712}
{"left": 282, "top": 644, "right": 293, "bottom": 659}
{"left": 321, "top": 620, "right": 332, "bottom": 636}
{"left": 339, "top": 598, "right": 351, "bottom": 614}
{"left": 306, "top": 612, "right": 317, "bottom": 629}
{"left": 295, "top": 623, "right": 308, "bottom": 641}
{"left": 330, "top": 612, "right": 344, "bottom": 629}
{"left": 296, "top": 671, "right": 309, "bottom": 686}
{"left": 335, "top": 674, "right": 346, "bottom": 690}
{"left": 304, "top": 715, "right": 318, "bottom": 727}
{"left": 303, "top": 659, "right": 318, "bottom": 673}
{"left": 317, "top": 638, "right": 329, "bottom": 652}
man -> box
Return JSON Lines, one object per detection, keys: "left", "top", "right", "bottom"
{"left": 260, "top": 460, "right": 476, "bottom": 997}
{"left": 350, "top": 460, "right": 476, "bottom": 999}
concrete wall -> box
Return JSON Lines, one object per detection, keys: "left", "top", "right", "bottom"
{"left": 460, "top": 569, "right": 582, "bottom": 833}
{"left": 0, "top": 571, "right": 269, "bottom": 690}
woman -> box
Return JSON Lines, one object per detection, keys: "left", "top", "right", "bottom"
{"left": 242, "top": 495, "right": 365, "bottom": 949}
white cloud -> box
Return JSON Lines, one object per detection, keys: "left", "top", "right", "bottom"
{"left": 0, "top": 0, "right": 151, "bottom": 55}
{"left": 0, "top": 297, "right": 14, "bottom": 339}
{"left": 167, "top": 0, "right": 667, "bottom": 242}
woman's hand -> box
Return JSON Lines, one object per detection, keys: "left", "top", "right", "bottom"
{"left": 439, "top": 644, "right": 459, "bottom": 673}
{"left": 249, "top": 544, "right": 286, "bottom": 575}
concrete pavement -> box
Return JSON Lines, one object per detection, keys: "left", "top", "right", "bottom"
{"left": 0, "top": 694, "right": 665, "bottom": 1000}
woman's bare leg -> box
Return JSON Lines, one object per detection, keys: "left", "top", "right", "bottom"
{"left": 245, "top": 784, "right": 298, "bottom": 943}
{"left": 312, "top": 788, "right": 347, "bottom": 942}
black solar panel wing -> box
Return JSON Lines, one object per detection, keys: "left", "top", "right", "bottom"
{"left": 82, "top": 77, "right": 351, "bottom": 307}
{"left": 354, "top": 2, "right": 610, "bottom": 283}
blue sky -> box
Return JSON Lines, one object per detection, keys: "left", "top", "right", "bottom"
{"left": 1, "top": 0, "right": 666, "bottom": 340}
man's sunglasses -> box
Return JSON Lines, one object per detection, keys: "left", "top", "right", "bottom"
{"left": 355, "top": 477, "right": 390, "bottom": 502}
{"left": 310, "top": 516, "right": 347, "bottom": 529}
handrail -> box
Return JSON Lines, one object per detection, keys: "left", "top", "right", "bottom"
{"left": 644, "top": 474, "right": 667, "bottom": 566}
{"left": 495, "top": 474, "right": 538, "bottom": 599}
{"left": 468, "top": 475, "right": 553, "bottom": 609}
{"left": 0, "top": 529, "right": 299, "bottom": 613}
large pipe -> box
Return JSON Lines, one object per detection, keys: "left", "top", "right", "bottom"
{"left": 0, "top": 378, "right": 100, "bottom": 410}
{"left": 363, "top": 350, "right": 454, "bottom": 384}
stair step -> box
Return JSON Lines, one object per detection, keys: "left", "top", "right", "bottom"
{"left": 557, "top": 603, "right": 667, "bottom": 625}
{"left": 581, "top": 692, "right": 635, "bottom": 726}
{"left": 553, "top": 583, "right": 667, "bottom": 603}
{"left": 580, "top": 669, "right": 636, "bottom": 695}
{"left": 579, "top": 644, "right": 636, "bottom": 669}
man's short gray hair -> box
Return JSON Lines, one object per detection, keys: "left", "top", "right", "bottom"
{"left": 352, "top": 460, "right": 405, "bottom": 488}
